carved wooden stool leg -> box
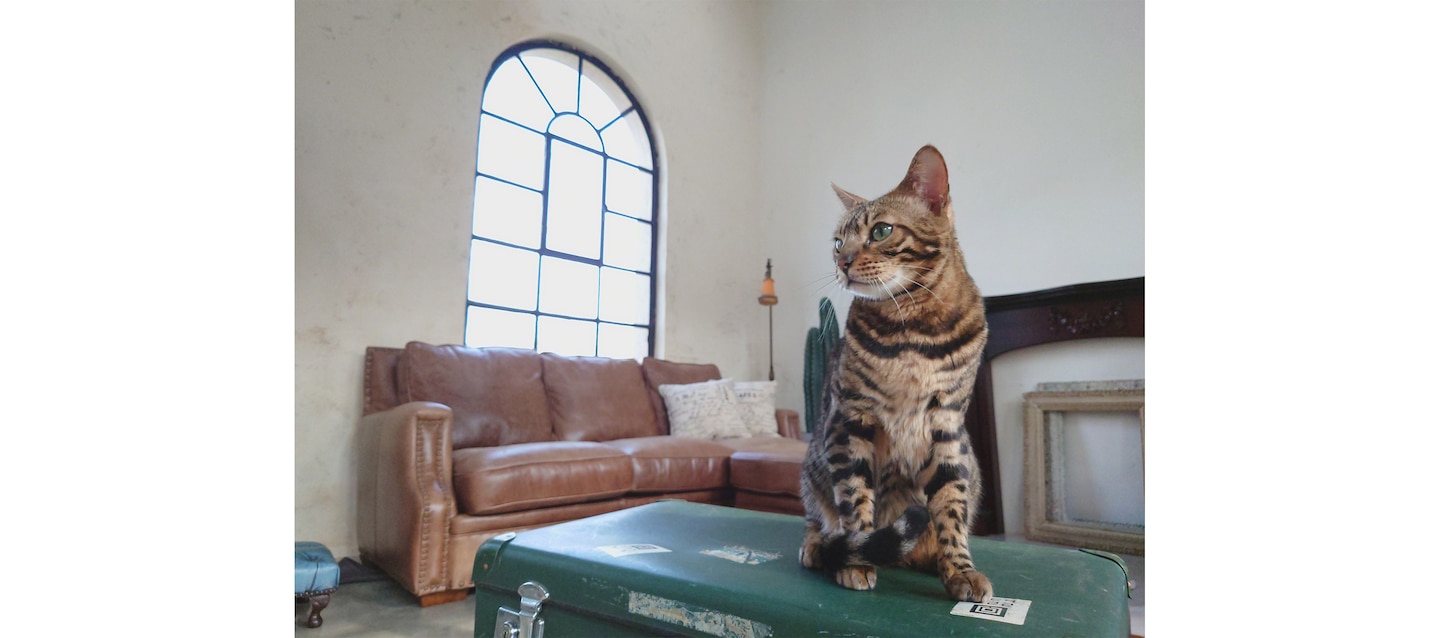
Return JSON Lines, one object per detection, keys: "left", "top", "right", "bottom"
{"left": 296, "top": 542, "right": 340, "bottom": 628}
{"left": 306, "top": 593, "right": 330, "bottom": 628}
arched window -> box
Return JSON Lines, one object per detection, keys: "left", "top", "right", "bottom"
{"left": 466, "top": 42, "right": 658, "bottom": 359}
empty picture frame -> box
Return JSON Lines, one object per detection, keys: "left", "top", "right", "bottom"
{"left": 1023, "top": 380, "right": 1144, "bottom": 555}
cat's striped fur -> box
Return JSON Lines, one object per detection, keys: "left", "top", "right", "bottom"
{"left": 799, "top": 145, "right": 992, "bottom": 602}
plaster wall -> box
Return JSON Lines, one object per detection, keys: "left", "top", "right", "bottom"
{"left": 756, "top": 1, "right": 1144, "bottom": 536}
{"left": 296, "top": 0, "right": 765, "bottom": 558}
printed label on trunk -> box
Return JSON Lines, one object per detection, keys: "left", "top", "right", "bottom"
{"left": 595, "top": 543, "right": 672, "bottom": 557}
{"left": 950, "top": 597, "right": 1033, "bottom": 625}
{"left": 699, "top": 545, "right": 782, "bottom": 565}
{"left": 626, "top": 590, "right": 773, "bottom": 638}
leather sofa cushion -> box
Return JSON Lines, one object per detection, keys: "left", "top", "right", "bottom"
{"left": 715, "top": 435, "right": 808, "bottom": 455}
{"left": 399, "top": 342, "right": 556, "bottom": 449}
{"left": 601, "top": 436, "right": 734, "bottom": 493}
{"left": 722, "top": 437, "right": 807, "bottom": 497}
{"left": 541, "top": 354, "right": 657, "bottom": 441}
{"left": 640, "top": 358, "right": 722, "bottom": 435}
{"left": 452, "top": 442, "right": 633, "bottom": 515}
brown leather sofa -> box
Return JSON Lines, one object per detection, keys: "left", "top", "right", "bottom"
{"left": 356, "top": 341, "right": 807, "bottom": 605}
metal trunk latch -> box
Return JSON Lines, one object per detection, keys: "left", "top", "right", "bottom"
{"left": 493, "top": 581, "right": 549, "bottom": 638}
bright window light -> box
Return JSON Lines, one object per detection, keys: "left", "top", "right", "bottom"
{"left": 466, "top": 42, "right": 657, "bottom": 359}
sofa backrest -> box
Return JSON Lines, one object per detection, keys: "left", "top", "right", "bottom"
{"left": 540, "top": 353, "right": 657, "bottom": 441}
{"left": 364, "top": 342, "right": 706, "bottom": 448}
{"left": 363, "top": 346, "right": 405, "bottom": 416}
{"left": 398, "top": 342, "right": 557, "bottom": 449}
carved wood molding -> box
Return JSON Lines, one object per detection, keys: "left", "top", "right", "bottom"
{"left": 980, "top": 277, "right": 1144, "bottom": 361}
{"left": 1049, "top": 301, "right": 1127, "bottom": 337}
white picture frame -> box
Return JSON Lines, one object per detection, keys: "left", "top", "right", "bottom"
{"left": 1022, "top": 381, "right": 1144, "bottom": 555}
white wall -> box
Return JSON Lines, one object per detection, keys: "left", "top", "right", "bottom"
{"left": 297, "top": 0, "right": 1145, "bottom": 555}
{"left": 756, "top": 0, "right": 1144, "bottom": 536}
{"left": 759, "top": 0, "right": 1144, "bottom": 418}
{"left": 296, "top": 0, "right": 767, "bottom": 559}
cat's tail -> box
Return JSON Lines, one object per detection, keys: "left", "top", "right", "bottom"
{"left": 819, "top": 505, "right": 930, "bottom": 572}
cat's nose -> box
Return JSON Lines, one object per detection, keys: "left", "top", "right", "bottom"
{"left": 837, "top": 257, "right": 853, "bottom": 274}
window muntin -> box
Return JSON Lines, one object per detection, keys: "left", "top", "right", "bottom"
{"left": 466, "top": 42, "right": 657, "bottom": 359}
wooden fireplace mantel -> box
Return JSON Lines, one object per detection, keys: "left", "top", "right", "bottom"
{"left": 966, "top": 277, "right": 1145, "bottom": 536}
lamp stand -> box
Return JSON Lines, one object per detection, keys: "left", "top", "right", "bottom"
{"left": 758, "top": 257, "right": 778, "bottom": 381}
{"left": 768, "top": 305, "right": 775, "bottom": 381}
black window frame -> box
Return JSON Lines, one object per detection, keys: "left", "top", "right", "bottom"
{"left": 465, "top": 39, "right": 660, "bottom": 358}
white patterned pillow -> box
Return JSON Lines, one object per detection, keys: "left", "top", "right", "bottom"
{"left": 658, "top": 378, "right": 750, "bottom": 439}
{"left": 733, "top": 381, "right": 780, "bottom": 438}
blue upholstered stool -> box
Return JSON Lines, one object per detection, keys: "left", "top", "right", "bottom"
{"left": 295, "top": 541, "right": 341, "bottom": 628}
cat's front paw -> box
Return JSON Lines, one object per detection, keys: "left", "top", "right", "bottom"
{"left": 799, "top": 543, "right": 819, "bottom": 569}
{"left": 942, "top": 568, "right": 993, "bottom": 602}
{"left": 799, "top": 527, "right": 823, "bottom": 569}
{"left": 835, "top": 565, "right": 877, "bottom": 591}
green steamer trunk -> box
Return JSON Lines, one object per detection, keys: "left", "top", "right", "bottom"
{"left": 474, "top": 501, "right": 1130, "bottom": 637}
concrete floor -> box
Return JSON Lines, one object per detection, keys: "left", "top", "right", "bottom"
{"left": 296, "top": 548, "right": 1144, "bottom": 636}
{"left": 295, "top": 577, "right": 475, "bottom": 637}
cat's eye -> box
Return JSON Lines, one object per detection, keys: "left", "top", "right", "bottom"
{"left": 834, "top": 238, "right": 843, "bottom": 251}
{"left": 870, "top": 223, "right": 893, "bottom": 242}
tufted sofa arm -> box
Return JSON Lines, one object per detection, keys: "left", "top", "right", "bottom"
{"left": 356, "top": 401, "right": 457, "bottom": 598}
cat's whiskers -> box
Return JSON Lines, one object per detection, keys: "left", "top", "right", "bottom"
{"left": 804, "top": 270, "right": 845, "bottom": 301}
{"left": 805, "top": 270, "right": 840, "bottom": 290}
{"left": 879, "top": 277, "right": 906, "bottom": 322}
{"left": 823, "top": 313, "right": 840, "bottom": 342}
{"left": 891, "top": 272, "right": 920, "bottom": 307}
{"left": 810, "top": 277, "right": 841, "bottom": 298}
{"left": 901, "top": 287, "right": 918, "bottom": 307}
{"left": 898, "top": 265, "right": 941, "bottom": 302}
{"left": 910, "top": 279, "right": 940, "bottom": 303}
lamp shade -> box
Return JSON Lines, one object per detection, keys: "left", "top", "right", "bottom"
{"left": 758, "top": 259, "right": 778, "bottom": 305}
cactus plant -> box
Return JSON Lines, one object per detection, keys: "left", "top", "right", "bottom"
{"left": 803, "top": 297, "right": 840, "bottom": 433}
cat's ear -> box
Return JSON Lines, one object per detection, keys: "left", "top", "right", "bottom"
{"left": 897, "top": 145, "right": 951, "bottom": 216}
{"left": 831, "top": 183, "right": 868, "bottom": 210}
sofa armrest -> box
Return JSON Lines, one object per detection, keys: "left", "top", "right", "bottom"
{"left": 774, "top": 409, "right": 803, "bottom": 440}
{"left": 356, "top": 401, "right": 456, "bottom": 597}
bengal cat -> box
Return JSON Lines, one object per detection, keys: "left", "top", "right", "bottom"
{"left": 798, "top": 145, "right": 992, "bottom": 602}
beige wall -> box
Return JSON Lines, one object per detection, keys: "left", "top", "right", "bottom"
{"left": 297, "top": 0, "right": 1144, "bottom": 557}
{"left": 758, "top": 0, "right": 1144, "bottom": 414}
{"left": 296, "top": 0, "right": 767, "bottom": 558}
{"left": 756, "top": 0, "right": 1145, "bottom": 536}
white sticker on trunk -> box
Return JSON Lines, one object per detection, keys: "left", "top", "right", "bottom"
{"left": 699, "top": 545, "right": 782, "bottom": 565}
{"left": 596, "top": 543, "right": 671, "bottom": 557}
{"left": 627, "top": 590, "right": 773, "bottom": 638}
{"left": 950, "top": 597, "right": 1032, "bottom": 625}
